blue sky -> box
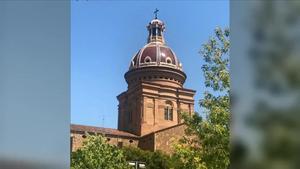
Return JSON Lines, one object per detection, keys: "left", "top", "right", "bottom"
{"left": 71, "top": 1, "right": 229, "bottom": 129}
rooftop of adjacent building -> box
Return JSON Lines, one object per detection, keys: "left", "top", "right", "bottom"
{"left": 71, "top": 123, "right": 186, "bottom": 139}
{"left": 71, "top": 124, "right": 139, "bottom": 138}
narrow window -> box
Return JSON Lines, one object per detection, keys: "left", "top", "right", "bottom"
{"left": 152, "top": 27, "right": 157, "bottom": 36}
{"left": 128, "top": 111, "right": 132, "bottom": 123}
{"left": 164, "top": 104, "right": 173, "bottom": 121}
{"left": 158, "top": 28, "right": 162, "bottom": 36}
{"left": 169, "top": 108, "right": 173, "bottom": 121}
{"left": 164, "top": 108, "right": 168, "bottom": 120}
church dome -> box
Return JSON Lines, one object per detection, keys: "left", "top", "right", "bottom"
{"left": 129, "top": 17, "right": 183, "bottom": 71}
{"left": 129, "top": 42, "right": 182, "bottom": 70}
{"left": 125, "top": 13, "right": 187, "bottom": 88}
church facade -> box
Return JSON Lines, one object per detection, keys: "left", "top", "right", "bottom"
{"left": 71, "top": 16, "right": 195, "bottom": 154}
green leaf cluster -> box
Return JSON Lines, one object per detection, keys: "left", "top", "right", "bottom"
{"left": 71, "top": 135, "right": 179, "bottom": 169}
{"left": 174, "top": 27, "right": 230, "bottom": 169}
{"left": 71, "top": 134, "right": 130, "bottom": 169}
{"left": 122, "top": 147, "right": 174, "bottom": 169}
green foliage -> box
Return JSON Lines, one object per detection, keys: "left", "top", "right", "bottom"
{"left": 174, "top": 27, "right": 230, "bottom": 169}
{"left": 172, "top": 142, "right": 207, "bottom": 169}
{"left": 71, "top": 136, "right": 178, "bottom": 169}
{"left": 122, "top": 146, "right": 174, "bottom": 169}
{"left": 71, "top": 134, "right": 130, "bottom": 169}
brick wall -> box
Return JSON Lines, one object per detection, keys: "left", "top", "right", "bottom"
{"left": 154, "top": 124, "right": 186, "bottom": 154}
{"left": 71, "top": 124, "right": 188, "bottom": 155}
{"left": 71, "top": 133, "right": 85, "bottom": 152}
{"left": 71, "top": 132, "right": 139, "bottom": 152}
{"left": 138, "top": 133, "right": 155, "bottom": 151}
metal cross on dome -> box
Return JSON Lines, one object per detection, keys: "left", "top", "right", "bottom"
{"left": 154, "top": 8, "right": 159, "bottom": 19}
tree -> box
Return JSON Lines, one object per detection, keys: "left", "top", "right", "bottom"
{"left": 174, "top": 27, "right": 230, "bottom": 169}
{"left": 122, "top": 146, "right": 174, "bottom": 169}
{"left": 71, "top": 134, "right": 130, "bottom": 169}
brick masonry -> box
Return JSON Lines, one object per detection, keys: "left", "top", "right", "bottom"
{"left": 71, "top": 123, "right": 186, "bottom": 154}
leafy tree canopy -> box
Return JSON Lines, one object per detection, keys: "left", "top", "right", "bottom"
{"left": 71, "top": 134, "right": 130, "bottom": 169}
{"left": 122, "top": 146, "right": 176, "bottom": 169}
{"left": 174, "top": 27, "right": 230, "bottom": 169}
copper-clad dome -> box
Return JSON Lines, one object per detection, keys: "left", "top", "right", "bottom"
{"left": 129, "top": 18, "right": 183, "bottom": 71}
{"left": 129, "top": 42, "right": 182, "bottom": 70}
{"left": 125, "top": 17, "right": 186, "bottom": 87}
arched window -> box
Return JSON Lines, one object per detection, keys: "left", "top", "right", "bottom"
{"left": 166, "top": 57, "right": 172, "bottom": 64}
{"left": 164, "top": 101, "right": 173, "bottom": 121}
{"left": 144, "top": 56, "right": 152, "bottom": 63}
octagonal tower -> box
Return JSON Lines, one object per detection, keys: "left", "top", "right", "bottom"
{"left": 117, "top": 16, "right": 195, "bottom": 136}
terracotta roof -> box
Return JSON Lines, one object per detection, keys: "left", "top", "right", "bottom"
{"left": 71, "top": 124, "right": 138, "bottom": 138}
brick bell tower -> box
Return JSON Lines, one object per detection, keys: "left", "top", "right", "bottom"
{"left": 117, "top": 14, "right": 195, "bottom": 136}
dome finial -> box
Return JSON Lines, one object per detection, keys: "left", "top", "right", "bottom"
{"left": 154, "top": 8, "right": 159, "bottom": 19}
